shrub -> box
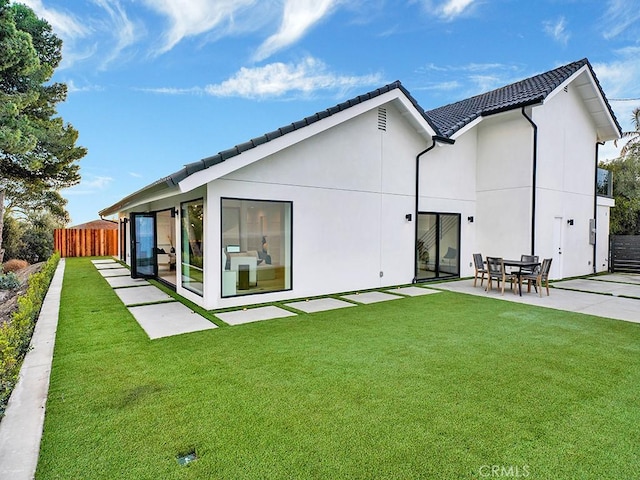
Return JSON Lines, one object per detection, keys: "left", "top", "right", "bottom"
{"left": 2, "top": 259, "right": 29, "bottom": 273}
{"left": 0, "top": 272, "right": 21, "bottom": 291}
{"left": 19, "top": 228, "right": 54, "bottom": 264}
{"left": 0, "top": 252, "right": 60, "bottom": 416}
{"left": 1, "top": 216, "right": 25, "bottom": 262}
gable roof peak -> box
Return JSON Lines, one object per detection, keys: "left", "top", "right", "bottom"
{"left": 424, "top": 58, "right": 619, "bottom": 138}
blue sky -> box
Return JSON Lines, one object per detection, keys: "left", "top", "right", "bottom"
{"left": 18, "top": 0, "right": 640, "bottom": 225}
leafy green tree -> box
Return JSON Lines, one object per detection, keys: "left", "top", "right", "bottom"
{"left": 0, "top": 214, "right": 24, "bottom": 261}
{"left": 602, "top": 143, "right": 640, "bottom": 235}
{"left": 18, "top": 212, "right": 59, "bottom": 263}
{"left": 0, "top": 0, "right": 85, "bottom": 260}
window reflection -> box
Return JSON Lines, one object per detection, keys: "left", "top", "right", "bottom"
{"left": 181, "top": 199, "right": 204, "bottom": 296}
{"left": 221, "top": 198, "right": 292, "bottom": 297}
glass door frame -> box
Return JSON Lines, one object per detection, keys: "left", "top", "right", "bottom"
{"left": 119, "top": 217, "right": 128, "bottom": 262}
{"left": 130, "top": 212, "right": 157, "bottom": 279}
{"left": 415, "top": 211, "right": 461, "bottom": 281}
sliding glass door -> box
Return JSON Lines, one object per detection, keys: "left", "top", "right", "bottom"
{"left": 131, "top": 213, "right": 156, "bottom": 278}
{"left": 416, "top": 212, "right": 460, "bottom": 280}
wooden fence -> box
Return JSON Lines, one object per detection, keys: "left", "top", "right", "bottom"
{"left": 610, "top": 235, "right": 640, "bottom": 274}
{"left": 54, "top": 228, "right": 118, "bottom": 258}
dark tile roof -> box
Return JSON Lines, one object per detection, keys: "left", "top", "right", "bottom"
{"left": 424, "top": 58, "right": 621, "bottom": 137}
{"left": 99, "top": 58, "right": 621, "bottom": 217}
{"left": 163, "top": 58, "right": 620, "bottom": 187}
{"left": 164, "top": 81, "right": 442, "bottom": 186}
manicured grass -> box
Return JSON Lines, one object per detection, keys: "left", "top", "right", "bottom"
{"left": 37, "top": 258, "right": 640, "bottom": 479}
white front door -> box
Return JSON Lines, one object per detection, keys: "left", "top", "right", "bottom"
{"left": 551, "top": 216, "right": 564, "bottom": 280}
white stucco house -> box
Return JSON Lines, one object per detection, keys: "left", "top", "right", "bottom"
{"left": 100, "top": 58, "right": 620, "bottom": 309}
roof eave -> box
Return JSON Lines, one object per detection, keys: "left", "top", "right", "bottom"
{"left": 98, "top": 180, "right": 176, "bottom": 217}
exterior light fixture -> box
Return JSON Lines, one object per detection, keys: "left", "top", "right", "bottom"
{"left": 405, "top": 213, "right": 412, "bottom": 221}
{"left": 467, "top": 216, "right": 474, "bottom": 223}
{"left": 567, "top": 219, "right": 574, "bottom": 225}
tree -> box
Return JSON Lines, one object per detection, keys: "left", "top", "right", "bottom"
{"left": 19, "top": 212, "right": 59, "bottom": 262}
{"left": 602, "top": 142, "right": 640, "bottom": 235}
{"left": 0, "top": 0, "right": 86, "bottom": 261}
{"left": 614, "top": 107, "right": 640, "bottom": 157}
{"left": 0, "top": 214, "right": 24, "bottom": 261}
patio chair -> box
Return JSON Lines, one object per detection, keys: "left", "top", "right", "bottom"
{"left": 520, "top": 254, "right": 539, "bottom": 274}
{"left": 513, "top": 254, "right": 539, "bottom": 292}
{"left": 472, "top": 253, "right": 487, "bottom": 287}
{"left": 523, "top": 258, "right": 553, "bottom": 297}
{"left": 485, "top": 257, "right": 515, "bottom": 295}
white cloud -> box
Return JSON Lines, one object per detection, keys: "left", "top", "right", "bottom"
{"left": 415, "top": 61, "right": 528, "bottom": 100}
{"left": 143, "top": 57, "right": 383, "bottom": 99}
{"left": 141, "top": 0, "right": 256, "bottom": 54}
{"left": 18, "top": 0, "right": 90, "bottom": 39}
{"left": 18, "top": 0, "right": 138, "bottom": 69}
{"left": 415, "top": 80, "right": 462, "bottom": 91}
{"left": 468, "top": 74, "right": 504, "bottom": 93}
{"left": 65, "top": 175, "right": 114, "bottom": 195}
{"left": 592, "top": 50, "right": 640, "bottom": 100}
{"left": 84, "top": 175, "right": 114, "bottom": 189}
{"left": 601, "top": 0, "right": 640, "bottom": 39}
{"left": 418, "top": 62, "right": 515, "bottom": 74}
{"left": 92, "top": 0, "right": 139, "bottom": 68}
{"left": 543, "top": 17, "right": 570, "bottom": 45}
{"left": 439, "top": 0, "right": 476, "bottom": 19}
{"left": 592, "top": 50, "right": 640, "bottom": 157}
{"left": 254, "top": 0, "right": 342, "bottom": 61}
{"left": 66, "top": 79, "right": 103, "bottom": 93}
{"left": 205, "top": 57, "right": 382, "bottom": 98}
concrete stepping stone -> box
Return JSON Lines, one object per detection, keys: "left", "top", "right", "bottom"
{"left": 387, "top": 286, "right": 441, "bottom": 297}
{"left": 98, "top": 268, "right": 131, "bottom": 278}
{"left": 592, "top": 274, "right": 640, "bottom": 285}
{"left": 286, "top": 297, "right": 356, "bottom": 313}
{"left": 94, "top": 263, "right": 124, "bottom": 270}
{"left": 553, "top": 279, "right": 640, "bottom": 297}
{"left": 215, "top": 306, "right": 296, "bottom": 326}
{"left": 106, "top": 276, "right": 149, "bottom": 288}
{"left": 114, "top": 285, "right": 174, "bottom": 306}
{"left": 341, "top": 291, "right": 403, "bottom": 304}
{"left": 128, "top": 302, "right": 217, "bottom": 339}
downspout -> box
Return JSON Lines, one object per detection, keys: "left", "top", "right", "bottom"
{"left": 521, "top": 107, "right": 538, "bottom": 255}
{"left": 413, "top": 135, "right": 455, "bottom": 283}
{"left": 593, "top": 141, "right": 605, "bottom": 273}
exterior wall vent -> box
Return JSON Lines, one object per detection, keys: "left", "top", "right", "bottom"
{"left": 377, "top": 107, "right": 387, "bottom": 131}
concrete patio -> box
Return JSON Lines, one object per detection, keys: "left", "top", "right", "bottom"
{"left": 434, "top": 274, "right": 640, "bottom": 325}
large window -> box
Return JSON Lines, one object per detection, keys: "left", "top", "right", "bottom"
{"left": 221, "top": 198, "right": 292, "bottom": 297}
{"left": 181, "top": 199, "right": 204, "bottom": 296}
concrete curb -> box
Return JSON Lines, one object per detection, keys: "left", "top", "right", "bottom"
{"left": 0, "top": 258, "right": 65, "bottom": 480}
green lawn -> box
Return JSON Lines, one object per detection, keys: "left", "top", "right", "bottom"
{"left": 37, "top": 258, "right": 640, "bottom": 479}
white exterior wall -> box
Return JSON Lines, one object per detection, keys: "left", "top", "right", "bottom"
{"left": 419, "top": 130, "right": 477, "bottom": 277}
{"left": 204, "top": 102, "right": 425, "bottom": 309}
{"left": 533, "top": 80, "right": 599, "bottom": 279}
{"left": 475, "top": 112, "right": 533, "bottom": 261}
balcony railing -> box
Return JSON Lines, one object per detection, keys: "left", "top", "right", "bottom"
{"left": 596, "top": 167, "right": 613, "bottom": 197}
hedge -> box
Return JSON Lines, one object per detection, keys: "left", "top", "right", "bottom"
{"left": 0, "top": 252, "right": 60, "bottom": 416}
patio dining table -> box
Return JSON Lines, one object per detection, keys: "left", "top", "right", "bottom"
{"left": 503, "top": 259, "right": 541, "bottom": 296}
